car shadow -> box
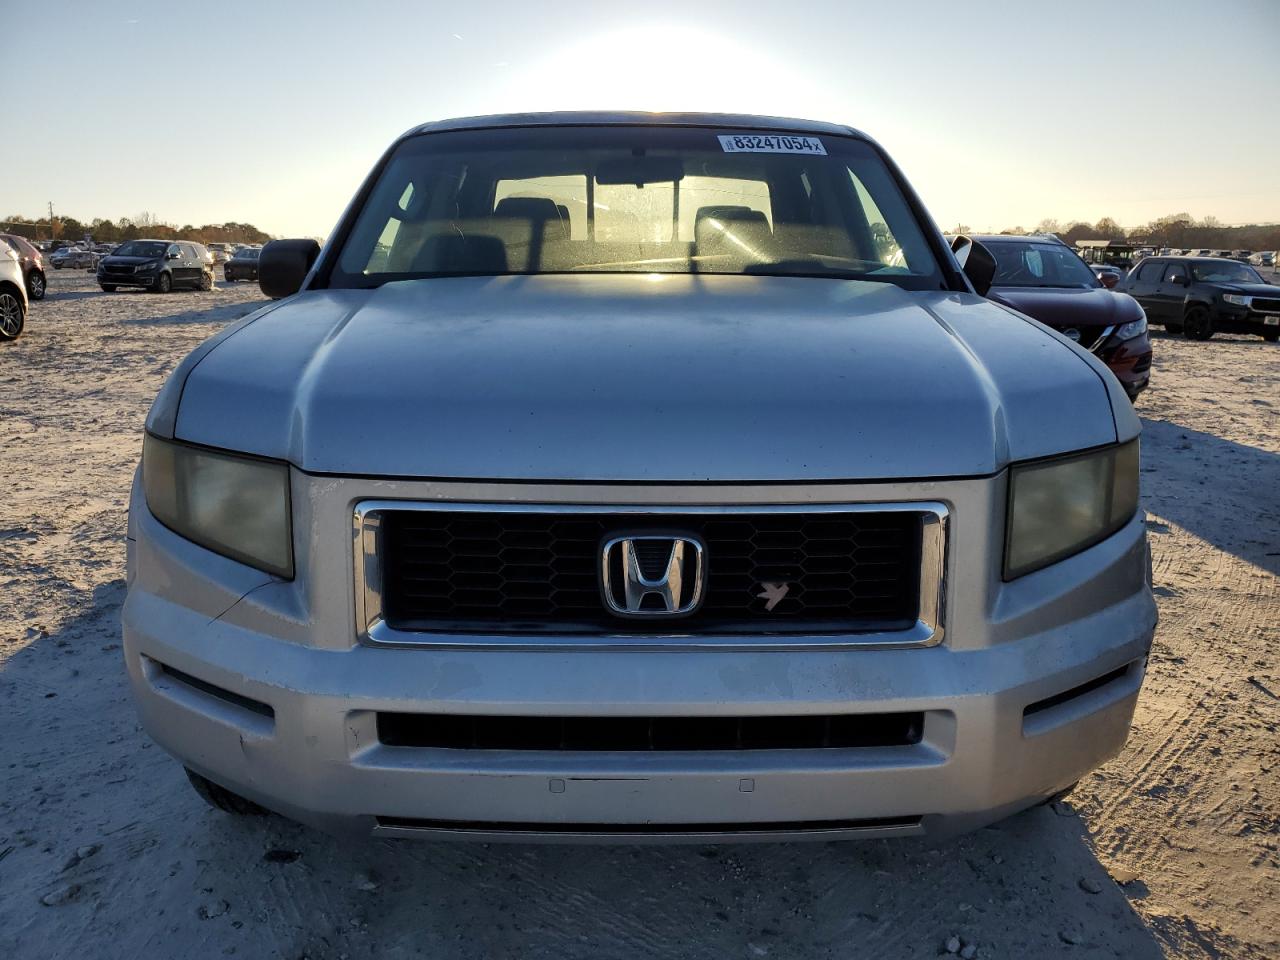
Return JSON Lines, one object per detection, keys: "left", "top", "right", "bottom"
{"left": 0, "top": 584, "right": 1168, "bottom": 960}
{"left": 120, "top": 298, "right": 267, "bottom": 327}
{"left": 1139, "top": 418, "right": 1280, "bottom": 576}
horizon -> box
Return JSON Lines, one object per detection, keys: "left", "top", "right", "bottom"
{"left": 4, "top": 0, "right": 1278, "bottom": 239}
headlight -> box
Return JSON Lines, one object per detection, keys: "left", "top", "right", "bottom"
{"left": 1222, "top": 293, "right": 1250, "bottom": 306}
{"left": 135, "top": 260, "right": 157, "bottom": 273}
{"left": 1005, "top": 441, "right": 1139, "bottom": 579}
{"left": 1114, "top": 314, "right": 1147, "bottom": 340}
{"left": 142, "top": 435, "right": 293, "bottom": 578}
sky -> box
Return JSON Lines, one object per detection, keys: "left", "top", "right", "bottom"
{"left": 3, "top": 0, "right": 1278, "bottom": 239}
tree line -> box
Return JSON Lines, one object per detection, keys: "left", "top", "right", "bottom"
{"left": 0, "top": 212, "right": 273, "bottom": 247}
{"left": 949, "top": 213, "right": 1280, "bottom": 251}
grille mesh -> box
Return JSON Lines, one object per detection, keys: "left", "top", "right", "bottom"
{"left": 379, "top": 510, "right": 923, "bottom": 634}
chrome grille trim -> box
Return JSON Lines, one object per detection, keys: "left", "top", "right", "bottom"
{"left": 353, "top": 500, "right": 949, "bottom": 651}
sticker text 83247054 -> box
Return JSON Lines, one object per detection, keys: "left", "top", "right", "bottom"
{"left": 718, "top": 134, "right": 827, "bottom": 155}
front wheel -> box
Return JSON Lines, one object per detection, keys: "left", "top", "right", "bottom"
{"left": 199, "top": 270, "right": 213, "bottom": 291}
{"left": 27, "top": 270, "right": 46, "bottom": 300}
{"left": 99, "top": 284, "right": 117, "bottom": 292}
{"left": 1182, "top": 306, "right": 1214, "bottom": 341}
{"left": 153, "top": 272, "right": 172, "bottom": 294}
{"left": 1263, "top": 330, "right": 1279, "bottom": 343}
{"left": 0, "top": 289, "right": 26, "bottom": 340}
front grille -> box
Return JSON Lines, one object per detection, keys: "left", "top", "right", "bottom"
{"left": 1252, "top": 297, "right": 1280, "bottom": 314}
{"left": 377, "top": 711, "right": 924, "bottom": 750}
{"left": 103, "top": 264, "right": 135, "bottom": 275}
{"left": 377, "top": 509, "right": 924, "bottom": 634}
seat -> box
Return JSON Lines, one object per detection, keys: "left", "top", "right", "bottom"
{"left": 694, "top": 205, "right": 774, "bottom": 265}
{"left": 493, "top": 197, "right": 570, "bottom": 241}
{"left": 410, "top": 233, "right": 508, "bottom": 275}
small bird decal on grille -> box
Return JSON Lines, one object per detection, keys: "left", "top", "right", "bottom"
{"left": 756, "top": 582, "right": 790, "bottom": 612}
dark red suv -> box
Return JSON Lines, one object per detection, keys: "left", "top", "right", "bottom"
{"left": 974, "top": 235, "right": 1152, "bottom": 400}
{"left": 0, "top": 234, "right": 47, "bottom": 301}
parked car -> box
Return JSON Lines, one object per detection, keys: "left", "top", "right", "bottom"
{"left": 97, "top": 239, "right": 214, "bottom": 293}
{"left": 0, "top": 233, "right": 47, "bottom": 300}
{"left": 1118, "top": 256, "right": 1279, "bottom": 341}
{"left": 206, "top": 242, "right": 232, "bottom": 263}
{"left": 1092, "top": 264, "right": 1124, "bottom": 289}
{"left": 1248, "top": 251, "right": 1275, "bottom": 268}
{"left": 124, "top": 112, "right": 1155, "bottom": 842}
{"left": 977, "top": 235, "right": 1152, "bottom": 399}
{"left": 0, "top": 242, "right": 28, "bottom": 340}
{"left": 222, "top": 246, "right": 261, "bottom": 282}
{"left": 50, "top": 246, "right": 93, "bottom": 269}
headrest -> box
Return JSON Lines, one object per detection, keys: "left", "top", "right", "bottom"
{"left": 493, "top": 197, "right": 569, "bottom": 240}
{"left": 695, "top": 205, "right": 772, "bottom": 256}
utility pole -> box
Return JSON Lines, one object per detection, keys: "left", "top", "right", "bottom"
{"left": 48, "top": 201, "right": 55, "bottom": 241}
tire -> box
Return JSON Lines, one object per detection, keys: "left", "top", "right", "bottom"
{"left": 199, "top": 270, "right": 213, "bottom": 292}
{"left": 27, "top": 270, "right": 46, "bottom": 301}
{"left": 184, "top": 768, "right": 268, "bottom": 816}
{"left": 0, "top": 288, "right": 26, "bottom": 340}
{"left": 53, "top": 263, "right": 63, "bottom": 270}
{"left": 1264, "top": 330, "right": 1279, "bottom": 343}
{"left": 154, "top": 272, "right": 172, "bottom": 294}
{"left": 1182, "top": 305, "right": 1214, "bottom": 341}
{"left": 99, "top": 285, "right": 117, "bottom": 292}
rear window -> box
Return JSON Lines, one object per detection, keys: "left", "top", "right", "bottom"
{"left": 331, "top": 126, "right": 944, "bottom": 290}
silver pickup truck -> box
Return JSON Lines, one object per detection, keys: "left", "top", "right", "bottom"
{"left": 123, "top": 112, "right": 1157, "bottom": 842}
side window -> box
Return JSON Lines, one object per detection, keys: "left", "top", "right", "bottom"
{"left": 167, "top": 244, "right": 180, "bottom": 259}
{"left": 1163, "top": 264, "right": 1187, "bottom": 284}
{"left": 848, "top": 170, "right": 902, "bottom": 268}
{"left": 1135, "top": 261, "right": 1162, "bottom": 282}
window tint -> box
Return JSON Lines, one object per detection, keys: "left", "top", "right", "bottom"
{"left": 987, "top": 241, "right": 1098, "bottom": 288}
{"left": 331, "top": 126, "right": 945, "bottom": 290}
{"left": 1135, "top": 261, "right": 1163, "bottom": 282}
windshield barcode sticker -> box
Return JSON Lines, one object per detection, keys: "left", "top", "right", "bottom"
{"left": 718, "top": 134, "right": 827, "bottom": 155}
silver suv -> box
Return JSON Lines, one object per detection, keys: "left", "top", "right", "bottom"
{"left": 123, "top": 113, "right": 1156, "bottom": 842}
{"left": 0, "top": 243, "right": 28, "bottom": 341}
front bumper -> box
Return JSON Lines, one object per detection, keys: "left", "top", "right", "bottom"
{"left": 123, "top": 470, "right": 1157, "bottom": 842}
{"left": 1099, "top": 333, "right": 1152, "bottom": 397}
{"left": 99, "top": 271, "right": 158, "bottom": 288}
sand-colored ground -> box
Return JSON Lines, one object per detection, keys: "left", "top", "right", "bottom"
{"left": 1, "top": 270, "right": 1276, "bottom": 959}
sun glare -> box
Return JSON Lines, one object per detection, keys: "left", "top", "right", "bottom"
{"left": 511, "top": 24, "right": 809, "bottom": 116}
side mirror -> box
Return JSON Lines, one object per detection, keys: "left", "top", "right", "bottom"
{"left": 950, "top": 235, "right": 997, "bottom": 297}
{"left": 1171, "top": 274, "right": 1189, "bottom": 286}
{"left": 166, "top": 251, "right": 180, "bottom": 260}
{"left": 259, "top": 239, "right": 321, "bottom": 299}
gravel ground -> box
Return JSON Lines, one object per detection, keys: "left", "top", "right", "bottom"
{"left": 0, "top": 269, "right": 1277, "bottom": 960}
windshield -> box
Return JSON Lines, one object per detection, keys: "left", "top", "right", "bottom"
{"left": 235, "top": 247, "right": 260, "bottom": 260}
{"left": 113, "top": 241, "right": 168, "bottom": 259}
{"left": 329, "top": 126, "right": 944, "bottom": 289}
{"left": 988, "top": 241, "right": 1099, "bottom": 288}
{"left": 1191, "top": 261, "right": 1262, "bottom": 284}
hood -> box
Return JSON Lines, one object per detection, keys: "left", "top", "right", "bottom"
{"left": 986, "top": 286, "right": 1142, "bottom": 330}
{"left": 169, "top": 274, "right": 1120, "bottom": 482}
{"left": 1220, "top": 283, "right": 1280, "bottom": 297}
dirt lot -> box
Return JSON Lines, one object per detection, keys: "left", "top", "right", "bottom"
{"left": 1, "top": 270, "right": 1277, "bottom": 960}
